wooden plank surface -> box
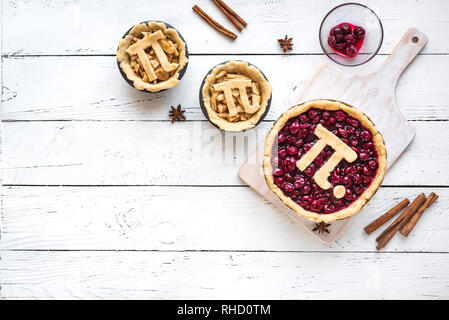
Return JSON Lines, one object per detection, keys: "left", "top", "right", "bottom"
{"left": 2, "top": 0, "right": 449, "bottom": 55}
{"left": 2, "top": 186, "right": 447, "bottom": 252}
{"left": 2, "top": 121, "right": 449, "bottom": 186}
{"left": 2, "top": 55, "right": 449, "bottom": 121}
{"left": 2, "top": 250, "right": 449, "bottom": 299}
{"left": 2, "top": 0, "right": 449, "bottom": 300}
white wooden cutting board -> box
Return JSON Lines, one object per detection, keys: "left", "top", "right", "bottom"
{"left": 239, "top": 28, "right": 428, "bottom": 244}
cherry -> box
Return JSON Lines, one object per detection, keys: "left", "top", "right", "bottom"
{"left": 346, "top": 44, "right": 358, "bottom": 57}
{"left": 359, "top": 152, "right": 370, "bottom": 162}
{"left": 345, "top": 166, "right": 356, "bottom": 175}
{"left": 302, "top": 185, "right": 312, "bottom": 195}
{"left": 335, "top": 34, "right": 345, "bottom": 42}
{"left": 304, "top": 164, "right": 316, "bottom": 177}
{"left": 328, "top": 35, "right": 337, "bottom": 48}
{"left": 338, "top": 128, "right": 349, "bottom": 138}
{"left": 300, "top": 122, "right": 310, "bottom": 130}
{"left": 327, "top": 117, "right": 337, "bottom": 125}
{"left": 291, "top": 191, "right": 300, "bottom": 200}
{"left": 333, "top": 198, "right": 344, "bottom": 208}
{"left": 295, "top": 139, "right": 304, "bottom": 147}
{"left": 314, "top": 156, "right": 324, "bottom": 167}
{"left": 345, "top": 126, "right": 355, "bottom": 134}
{"left": 299, "top": 114, "right": 309, "bottom": 122}
{"left": 301, "top": 195, "right": 312, "bottom": 203}
{"left": 362, "top": 166, "right": 372, "bottom": 176}
{"left": 363, "top": 175, "right": 372, "bottom": 184}
{"left": 275, "top": 177, "right": 285, "bottom": 185}
{"left": 368, "top": 159, "right": 378, "bottom": 170}
{"left": 335, "top": 42, "right": 347, "bottom": 50}
{"left": 331, "top": 27, "right": 343, "bottom": 35}
{"left": 348, "top": 118, "right": 360, "bottom": 127}
{"left": 308, "top": 109, "right": 318, "bottom": 118}
{"left": 284, "top": 173, "right": 293, "bottom": 182}
{"left": 286, "top": 145, "right": 298, "bottom": 156}
{"left": 342, "top": 176, "right": 352, "bottom": 186}
{"left": 351, "top": 146, "right": 360, "bottom": 154}
{"left": 312, "top": 191, "right": 322, "bottom": 200}
{"left": 345, "top": 189, "right": 355, "bottom": 201}
{"left": 283, "top": 183, "right": 294, "bottom": 193}
{"left": 310, "top": 200, "right": 323, "bottom": 212}
{"left": 278, "top": 133, "right": 286, "bottom": 143}
{"left": 334, "top": 111, "right": 346, "bottom": 121}
{"left": 273, "top": 168, "right": 283, "bottom": 176}
{"left": 350, "top": 136, "right": 359, "bottom": 146}
{"left": 322, "top": 111, "right": 331, "bottom": 119}
{"left": 287, "top": 135, "right": 296, "bottom": 145}
{"left": 294, "top": 177, "right": 306, "bottom": 189}
{"left": 278, "top": 149, "right": 287, "bottom": 158}
{"left": 345, "top": 34, "right": 357, "bottom": 45}
{"left": 289, "top": 121, "right": 301, "bottom": 134}
{"left": 354, "top": 185, "right": 364, "bottom": 195}
{"left": 324, "top": 203, "right": 335, "bottom": 214}
{"left": 360, "top": 130, "right": 372, "bottom": 141}
{"left": 354, "top": 27, "right": 365, "bottom": 39}
{"left": 331, "top": 171, "right": 342, "bottom": 181}
{"left": 341, "top": 24, "right": 351, "bottom": 34}
{"left": 304, "top": 142, "right": 314, "bottom": 151}
{"left": 352, "top": 173, "right": 362, "bottom": 185}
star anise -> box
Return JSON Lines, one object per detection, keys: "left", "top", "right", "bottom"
{"left": 278, "top": 35, "right": 293, "bottom": 52}
{"left": 169, "top": 104, "right": 186, "bottom": 123}
{"left": 312, "top": 222, "right": 331, "bottom": 235}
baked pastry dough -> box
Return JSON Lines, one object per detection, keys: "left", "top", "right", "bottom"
{"left": 117, "top": 21, "right": 188, "bottom": 92}
{"left": 201, "top": 61, "right": 272, "bottom": 131}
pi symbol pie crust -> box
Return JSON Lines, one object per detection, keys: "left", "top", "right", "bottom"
{"left": 263, "top": 100, "right": 387, "bottom": 223}
{"left": 117, "top": 21, "right": 188, "bottom": 92}
{"left": 200, "top": 61, "right": 272, "bottom": 132}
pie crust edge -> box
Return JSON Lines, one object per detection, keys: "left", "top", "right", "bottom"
{"left": 263, "top": 99, "right": 387, "bottom": 222}
{"left": 201, "top": 61, "right": 273, "bottom": 131}
{"left": 117, "top": 21, "right": 188, "bottom": 92}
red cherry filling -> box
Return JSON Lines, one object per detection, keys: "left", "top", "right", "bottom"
{"left": 271, "top": 108, "right": 379, "bottom": 214}
{"left": 328, "top": 23, "right": 365, "bottom": 58}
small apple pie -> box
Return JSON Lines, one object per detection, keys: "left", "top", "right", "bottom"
{"left": 200, "top": 61, "right": 272, "bottom": 131}
{"left": 117, "top": 21, "right": 188, "bottom": 92}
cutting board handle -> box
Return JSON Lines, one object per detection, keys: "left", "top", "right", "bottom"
{"left": 377, "top": 28, "right": 428, "bottom": 83}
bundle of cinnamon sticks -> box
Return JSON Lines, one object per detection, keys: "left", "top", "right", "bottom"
{"left": 192, "top": 0, "right": 247, "bottom": 40}
{"left": 364, "top": 192, "right": 439, "bottom": 250}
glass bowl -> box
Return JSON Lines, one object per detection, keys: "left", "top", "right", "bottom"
{"left": 319, "top": 3, "right": 383, "bottom": 66}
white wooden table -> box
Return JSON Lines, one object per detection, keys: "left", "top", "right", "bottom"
{"left": 1, "top": 0, "right": 449, "bottom": 300}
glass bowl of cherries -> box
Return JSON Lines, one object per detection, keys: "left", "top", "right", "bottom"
{"left": 319, "top": 3, "right": 383, "bottom": 66}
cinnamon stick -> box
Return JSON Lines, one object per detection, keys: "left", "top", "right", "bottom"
{"left": 400, "top": 192, "right": 438, "bottom": 237}
{"left": 375, "top": 194, "right": 425, "bottom": 242}
{"left": 192, "top": 5, "right": 237, "bottom": 40}
{"left": 214, "top": 0, "right": 247, "bottom": 27}
{"left": 212, "top": 0, "right": 242, "bottom": 31}
{"left": 376, "top": 193, "right": 426, "bottom": 250}
{"left": 364, "top": 199, "right": 410, "bottom": 234}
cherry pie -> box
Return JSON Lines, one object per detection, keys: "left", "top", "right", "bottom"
{"left": 264, "top": 100, "right": 387, "bottom": 222}
{"left": 200, "top": 61, "right": 272, "bottom": 131}
{"left": 117, "top": 21, "right": 188, "bottom": 92}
